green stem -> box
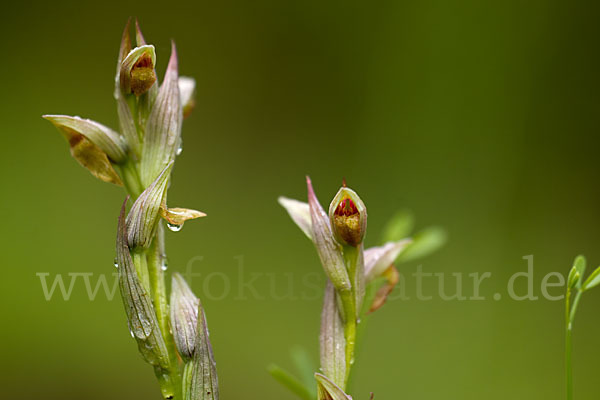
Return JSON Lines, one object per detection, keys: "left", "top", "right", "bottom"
{"left": 566, "top": 289, "right": 583, "bottom": 400}
{"left": 566, "top": 288, "right": 572, "bottom": 400}
{"left": 339, "top": 246, "right": 360, "bottom": 389}
{"left": 147, "top": 225, "right": 169, "bottom": 336}
{"left": 119, "top": 150, "right": 182, "bottom": 398}
{"left": 148, "top": 224, "right": 182, "bottom": 399}
{"left": 570, "top": 291, "right": 583, "bottom": 325}
{"left": 131, "top": 250, "right": 150, "bottom": 293}
{"left": 119, "top": 160, "right": 144, "bottom": 198}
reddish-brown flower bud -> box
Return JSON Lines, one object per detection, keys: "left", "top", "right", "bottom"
{"left": 329, "top": 187, "right": 367, "bottom": 247}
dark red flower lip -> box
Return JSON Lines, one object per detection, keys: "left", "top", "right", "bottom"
{"left": 334, "top": 197, "right": 359, "bottom": 217}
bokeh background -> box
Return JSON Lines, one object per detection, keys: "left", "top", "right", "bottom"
{"left": 2, "top": 0, "right": 600, "bottom": 398}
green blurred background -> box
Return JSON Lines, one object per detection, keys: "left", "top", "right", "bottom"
{"left": 1, "top": 0, "right": 599, "bottom": 398}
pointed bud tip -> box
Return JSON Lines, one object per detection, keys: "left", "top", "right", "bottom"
{"left": 306, "top": 176, "right": 317, "bottom": 199}
{"left": 168, "top": 41, "right": 178, "bottom": 71}
{"left": 134, "top": 18, "right": 147, "bottom": 45}
{"left": 119, "top": 19, "right": 133, "bottom": 62}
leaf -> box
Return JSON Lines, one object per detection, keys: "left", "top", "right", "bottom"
{"left": 116, "top": 199, "right": 169, "bottom": 369}
{"left": 567, "top": 265, "right": 579, "bottom": 290}
{"left": 188, "top": 301, "right": 219, "bottom": 400}
{"left": 397, "top": 226, "right": 446, "bottom": 263}
{"left": 368, "top": 265, "right": 400, "bottom": 313}
{"left": 381, "top": 209, "right": 414, "bottom": 243}
{"left": 307, "top": 177, "right": 350, "bottom": 292}
{"left": 44, "top": 115, "right": 124, "bottom": 186}
{"left": 268, "top": 364, "right": 315, "bottom": 400}
{"left": 315, "top": 373, "right": 352, "bottom": 400}
{"left": 116, "top": 19, "right": 132, "bottom": 85}
{"left": 141, "top": 42, "right": 182, "bottom": 187}
{"left": 354, "top": 245, "right": 366, "bottom": 317}
{"left": 179, "top": 76, "right": 196, "bottom": 118}
{"left": 43, "top": 115, "right": 127, "bottom": 163}
{"left": 126, "top": 163, "right": 173, "bottom": 248}
{"left": 574, "top": 255, "right": 586, "bottom": 289}
{"left": 319, "top": 282, "right": 346, "bottom": 389}
{"left": 134, "top": 18, "right": 147, "bottom": 46}
{"left": 583, "top": 265, "right": 600, "bottom": 291}
{"left": 170, "top": 273, "right": 199, "bottom": 360}
{"left": 290, "top": 346, "right": 318, "bottom": 397}
{"left": 160, "top": 205, "right": 206, "bottom": 226}
{"left": 363, "top": 239, "right": 412, "bottom": 283}
{"left": 116, "top": 93, "right": 140, "bottom": 157}
{"left": 278, "top": 196, "right": 313, "bottom": 240}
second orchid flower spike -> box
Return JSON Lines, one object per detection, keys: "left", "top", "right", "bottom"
{"left": 278, "top": 177, "right": 414, "bottom": 394}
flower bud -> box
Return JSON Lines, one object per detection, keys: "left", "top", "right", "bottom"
{"left": 120, "top": 45, "right": 157, "bottom": 96}
{"left": 328, "top": 187, "right": 367, "bottom": 247}
{"left": 572, "top": 255, "right": 586, "bottom": 290}
{"left": 567, "top": 265, "right": 580, "bottom": 290}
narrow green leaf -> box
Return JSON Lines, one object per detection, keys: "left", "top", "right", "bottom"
{"left": 583, "top": 266, "right": 600, "bottom": 291}
{"left": 381, "top": 209, "right": 414, "bottom": 243}
{"left": 398, "top": 226, "right": 447, "bottom": 263}
{"left": 268, "top": 364, "right": 315, "bottom": 400}
{"left": 290, "top": 346, "right": 317, "bottom": 397}
{"left": 574, "top": 255, "right": 586, "bottom": 289}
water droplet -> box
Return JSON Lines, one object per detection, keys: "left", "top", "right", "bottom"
{"left": 113, "top": 258, "right": 119, "bottom": 269}
{"left": 167, "top": 222, "right": 183, "bottom": 232}
{"left": 161, "top": 263, "right": 168, "bottom": 272}
{"left": 176, "top": 146, "right": 183, "bottom": 156}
